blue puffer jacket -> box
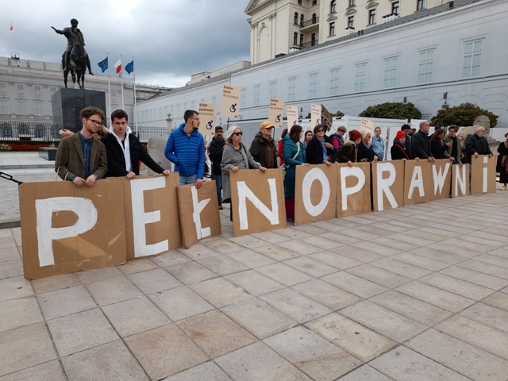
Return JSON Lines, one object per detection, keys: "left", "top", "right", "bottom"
{"left": 165, "top": 123, "right": 205, "bottom": 178}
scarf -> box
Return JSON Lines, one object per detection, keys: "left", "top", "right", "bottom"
{"left": 110, "top": 125, "right": 132, "bottom": 172}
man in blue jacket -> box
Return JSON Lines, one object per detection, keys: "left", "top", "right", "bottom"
{"left": 165, "top": 110, "right": 205, "bottom": 189}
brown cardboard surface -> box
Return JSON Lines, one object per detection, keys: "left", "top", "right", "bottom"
{"left": 294, "top": 164, "right": 337, "bottom": 225}
{"left": 471, "top": 155, "right": 497, "bottom": 194}
{"left": 451, "top": 164, "right": 470, "bottom": 197}
{"left": 336, "top": 162, "right": 372, "bottom": 218}
{"left": 403, "top": 160, "right": 431, "bottom": 206}
{"left": 19, "top": 180, "right": 127, "bottom": 280}
{"left": 372, "top": 161, "right": 404, "bottom": 212}
{"left": 429, "top": 159, "right": 452, "bottom": 201}
{"left": 230, "top": 168, "right": 286, "bottom": 236}
{"left": 124, "top": 174, "right": 182, "bottom": 261}
{"left": 177, "top": 181, "right": 221, "bottom": 248}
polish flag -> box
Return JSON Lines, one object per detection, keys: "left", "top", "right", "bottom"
{"left": 9, "top": 22, "right": 13, "bottom": 31}
{"left": 114, "top": 59, "right": 122, "bottom": 74}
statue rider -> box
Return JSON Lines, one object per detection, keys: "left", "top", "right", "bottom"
{"left": 52, "top": 19, "right": 93, "bottom": 75}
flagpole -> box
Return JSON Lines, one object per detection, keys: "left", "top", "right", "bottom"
{"left": 107, "top": 53, "right": 111, "bottom": 121}
{"left": 120, "top": 55, "right": 125, "bottom": 110}
{"left": 132, "top": 56, "right": 138, "bottom": 135}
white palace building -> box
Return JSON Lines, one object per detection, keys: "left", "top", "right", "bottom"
{"left": 136, "top": 0, "right": 508, "bottom": 131}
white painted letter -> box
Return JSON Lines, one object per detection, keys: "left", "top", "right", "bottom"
{"left": 191, "top": 186, "right": 211, "bottom": 239}
{"left": 483, "top": 156, "right": 488, "bottom": 193}
{"left": 432, "top": 163, "right": 450, "bottom": 195}
{"left": 407, "top": 166, "right": 425, "bottom": 199}
{"left": 237, "top": 178, "right": 279, "bottom": 230}
{"left": 302, "top": 168, "right": 330, "bottom": 217}
{"left": 36, "top": 197, "right": 97, "bottom": 267}
{"left": 454, "top": 165, "right": 467, "bottom": 196}
{"left": 131, "top": 177, "right": 168, "bottom": 257}
{"left": 376, "top": 162, "right": 398, "bottom": 211}
{"left": 340, "top": 166, "right": 365, "bottom": 211}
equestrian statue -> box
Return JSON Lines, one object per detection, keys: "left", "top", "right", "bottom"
{"left": 52, "top": 19, "right": 94, "bottom": 89}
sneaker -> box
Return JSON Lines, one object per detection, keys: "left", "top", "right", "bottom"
{"left": 218, "top": 204, "right": 223, "bottom": 210}
{"left": 502, "top": 185, "right": 507, "bottom": 190}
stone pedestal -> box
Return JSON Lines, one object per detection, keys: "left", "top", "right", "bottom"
{"left": 52, "top": 89, "right": 107, "bottom": 132}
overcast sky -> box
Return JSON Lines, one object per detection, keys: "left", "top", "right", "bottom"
{"left": 0, "top": 0, "right": 251, "bottom": 88}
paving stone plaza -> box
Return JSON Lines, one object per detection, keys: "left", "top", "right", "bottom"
{"left": 1, "top": 152, "right": 508, "bottom": 380}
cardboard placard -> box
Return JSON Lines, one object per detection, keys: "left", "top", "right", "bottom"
{"left": 471, "top": 155, "right": 497, "bottom": 194}
{"left": 336, "top": 162, "right": 372, "bottom": 217}
{"left": 286, "top": 105, "right": 298, "bottom": 128}
{"left": 177, "top": 181, "right": 221, "bottom": 248}
{"left": 19, "top": 180, "right": 127, "bottom": 279}
{"left": 429, "top": 159, "right": 452, "bottom": 201}
{"left": 230, "top": 168, "right": 286, "bottom": 236}
{"left": 361, "top": 118, "right": 373, "bottom": 135}
{"left": 403, "top": 160, "right": 431, "bottom": 206}
{"left": 268, "top": 98, "right": 284, "bottom": 128}
{"left": 124, "top": 174, "right": 182, "bottom": 261}
{"left": 311, "top": 104, "right": 321, "bottom": 127}
{"left": 221, "top": 85, "right": 241, "bottom": 119}
{"left": 198, "top": 103, "right": 216, "bottom": 135}
{"left": 294, "top": 164, "right": 337, "bottom": 225}
{"left": 451, "top": 164, "right": 470, "bottom": 198}
{"left": 371, "top": 161, "right": 404, "bottom": 212}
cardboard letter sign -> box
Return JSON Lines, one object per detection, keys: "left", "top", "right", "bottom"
{"left": 177, "top": 181, "right": 221, "bottom": 248}
{"left": 124, "top": 174, "right": 182, "bottom": 261}
{"left": 404, "top": 160, "right": 431, "bottom": 206}
{"left": 372, "top": 161, "right": 404, "bottom": 212}
{"left": 429, "top": 159, "right": 452, "bottom": 201}
{"left": 230, "top": 169, "right": 286, "bottom": 236}
{"left": 19, "top": 181, "right": 127, "bottom": 279}
{"left": 294, "top": 164, "right": 337, "bottom": 225}
{"left": 471, "top": 155, "right": 497, "bottom": 194}
{"left": 337, "top": 162, "right": 371, "bottom": 217}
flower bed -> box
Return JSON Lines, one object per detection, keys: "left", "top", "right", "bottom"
{"left": 0, "top": 142, "right": 54, "bottom": 151}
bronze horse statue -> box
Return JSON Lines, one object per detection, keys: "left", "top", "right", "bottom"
{"left": 62, "top": 34, "right": 93, "bottom": 89}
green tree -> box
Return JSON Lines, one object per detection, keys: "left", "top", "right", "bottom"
{"left": 358, "top": 102, "right": 422, "bottom": 119}
{"left": 430, "top": 102, "right": 498, "bottom": 128}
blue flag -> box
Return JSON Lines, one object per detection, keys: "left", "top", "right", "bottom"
{"left": 97, "top": 57, "right": 108, "bottom": 73}
{"left": 125, "top": 60, "right": 134, "bottom": 75}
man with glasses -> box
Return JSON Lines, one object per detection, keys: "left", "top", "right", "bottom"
{"left": 55, "top": 106, "right": 108, "bottom": 186}
{"left": 249, "top": 121, "right": 278, "bottom": 169}
{"left": 165, "top": 109, "right": 205, "bottom": 188}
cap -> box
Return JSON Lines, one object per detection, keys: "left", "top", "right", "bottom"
{"left": 259, "top": 121, "right": 274, "bottom": 130}
{"left": 395, "top": 131, "right": 406, "bottom": 140}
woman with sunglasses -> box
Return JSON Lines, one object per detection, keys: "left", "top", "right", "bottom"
{"left": 221, "top": 126, "right": 267, "bottom": 220}
{"left": 306, "top": 125, "right": 333, "bottom": 166}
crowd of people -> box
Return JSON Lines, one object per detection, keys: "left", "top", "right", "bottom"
{"left": 55, "top": 107, "right": 500, "bottom": 224}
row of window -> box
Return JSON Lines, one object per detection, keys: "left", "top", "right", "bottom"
{"left": 0, "top": 83, "right": 59, "bottom": 93}
{"left": 329, "top": 0, "right": 423, "bottom": 14}
{"left": 246, "top": 38, "right": 483, "bottom": 106}
{"left": 0, "top": 100, "right": 48, "bottom": 116}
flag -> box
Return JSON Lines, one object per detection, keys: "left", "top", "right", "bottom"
{"left": 125, "top": 60, "right": 134, "bottom": 75}
{"left": 114, "top": 59, "right": 122, "bottom": 74}
{"left": 97, "top": 57, "right": 108, "bottom": 73}
{"left": 9, "top": 22, "right": 13, "bottom": 31}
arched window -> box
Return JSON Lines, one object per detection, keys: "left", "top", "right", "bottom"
{"left": 330, "top": 0, "right": 336, "bottom": 13}
{"left": 312, "top": 13, "right": 317, "bottom": 23}
{"left": 300, "top": 14, "right": 304, "bottom": 26}
{"left": 294, "top": 12, "right": 298, "bottom": 24}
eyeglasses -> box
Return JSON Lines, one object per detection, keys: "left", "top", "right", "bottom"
{"left": 264, "top": 127, "right": 274, "bottom": 130}
{"left": 316, "top": 129, "right": 325, "bottom": 133}
{"left": 87, "top": 119, "right": 102, "bottom": 126}
{"left": 190, "top": 117, "right": 200, "bottom": 121}
{"left": 234, "top": 132, "right": 243, "bottom": 136}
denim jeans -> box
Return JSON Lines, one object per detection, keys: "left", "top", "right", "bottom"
{"left": 211, "top": 172, "right": 222, "bottom": 204}
{"left": 179, "top": 174, "right": 197, "bottom": 186}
